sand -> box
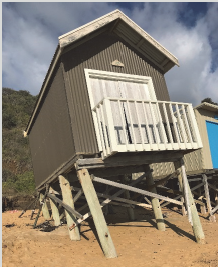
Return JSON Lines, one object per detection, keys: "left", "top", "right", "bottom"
{"left": 2, "top": 207, "right": 218, "bottom": 267}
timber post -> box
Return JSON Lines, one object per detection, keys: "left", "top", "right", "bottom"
{"left": 59, "top": 175, "right": 80, "bottom": 241}
{"left": 175, "top": 159, "right": 205, "bottom": 244}
{"left": 39, "top": 193, "right": 50, "bottom": 220}
{"left": 49, "top": 186, "right": 61, "bottom": 226}
{"left": 197, "top": 180, "right": 207, "bottom": 215}
{"left": 144, "top": 165, "right": 165, "bottom": 231}
{"left": 202, "top": 174, "right": 216, "bottom": 222}
{"left": 174, "top": 161, "right": 187, "bottom": 216}
{"left": 121, "top": 175, "right": 135, "bottom": 221}
{"left": 215, "top": 181, "right": 218, "bottom": 207}
{"left": 77, "top": 168, "right": 117, "bottom": 259}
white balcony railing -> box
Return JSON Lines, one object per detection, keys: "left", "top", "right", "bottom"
{"left": 92, "top": 98, "right": 203, "bottom": 159}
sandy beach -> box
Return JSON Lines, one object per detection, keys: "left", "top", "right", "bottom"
{"left": 2, "top": 207, "right": 218, "bottom": 267}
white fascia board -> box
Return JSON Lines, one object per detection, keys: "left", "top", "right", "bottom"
{"left": 58, "top": 9, "right": 179, "bottom": 67}
{"left": 194, "top": 102, "right": 218, "bottom": 112}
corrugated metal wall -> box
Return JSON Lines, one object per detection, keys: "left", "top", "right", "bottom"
{"left": 62, "top": 32, "right": 170, "bottom": 155}
{"left": 29, "top": 64, "right": 75, "bottom": 187}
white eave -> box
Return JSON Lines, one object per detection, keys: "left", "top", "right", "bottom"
{"left": 195, "top": 102, "right": 218, "bottom": 112}
{"left": 59, "top": 9, "right": 179, "bottom": 73}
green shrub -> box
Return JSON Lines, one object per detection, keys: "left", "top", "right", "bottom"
{"left": 2, "top": 171, "right": 36, "bottom": 195}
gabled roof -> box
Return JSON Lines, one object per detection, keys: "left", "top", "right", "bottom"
{"left": 59, "top": 9, "right": 179, "bottom": 73}
{"left": 25, "top": 9, "right": 179, "bottom": 136}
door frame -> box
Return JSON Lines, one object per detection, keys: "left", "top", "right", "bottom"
{"left": 84, "top": 69, "right": 157, "bottom": 109}
{"left": 84, "top": 68, "right": 158, "bottom": 155}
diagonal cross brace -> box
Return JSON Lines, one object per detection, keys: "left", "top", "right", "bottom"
{"left": 211, "top": 205, "right": 218, "bottom": 215}
{"left": 71, "top": 170, "right": 151, "bottom": 229}
{"left": 93, "top": 176, "right": 183, "bottom": 206}
{"left": 47, "top": 192, "right": 83, "bottom": 219}
{"left": 160, "top": 182, "right": 204, "bottom": 208}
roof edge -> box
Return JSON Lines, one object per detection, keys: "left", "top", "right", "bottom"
{"left": 58, "top": 9, "right": 179, "bottom": 67}
{"left": 194, "top": 102, "right": 218, "bottom": 112}
{"left": 59, "top": 9, "right": 120, "bottom": 39}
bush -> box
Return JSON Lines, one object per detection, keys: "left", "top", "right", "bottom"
{"left": 2, "top": 87, "right": 38, "bottom": 195}
{"left": 2, "top": 171, "right": 36, "bottom": 195}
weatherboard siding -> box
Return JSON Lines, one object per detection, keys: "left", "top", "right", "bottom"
{"left": 62, "top": 32, "right": 170, "bottom": 155}
{"left": 29, "top": 64, "right": 75, "bottom": 188}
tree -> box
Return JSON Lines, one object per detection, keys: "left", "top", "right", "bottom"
{"left": 201, "top": 98, "right": 218, "bottom": 106}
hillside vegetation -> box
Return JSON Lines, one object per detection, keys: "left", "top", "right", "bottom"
{"left": 2, "top": 88, "right": 38, "bottom": 195}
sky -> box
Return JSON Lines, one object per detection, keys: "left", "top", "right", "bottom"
{"left": 2, "top": 2, "right": 218, "bottom": 107}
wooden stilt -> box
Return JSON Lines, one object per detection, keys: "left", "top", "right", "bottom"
{"left": 197, "top": 180, "right": 207, "bottom": 215}
{"left": 39, "top": 193, "right": 50, "bottom": 220}
{"left": 200, "top": 203, "right": 207, "bottom": 215}
{"left": 202, "top": 174, "right": 216, "bottom": 222}
{"left": 103, "top": 185, "right": 109, "bottom": 216}
{"left": 49, "top": 186, "right": 61, "bottom": 226}
{"left": 144, "top": 165, "right": 165, "bottom": 231}
{"left": 174, "top": 162, "right": 187, "bottom": 216}
{"left": 77, "top": 169, "right": 117, "bottom": 259}
{"left": 215, "top": 183, "right": 218, "bottom": 207}
{"left": 175, "top": 159, "right": 205, "bottom": 244}
{"left": 59, "top": 175, "right": 80, "bottom": 241}
{"left": 121, "top": 175, "right": 135, "bottom": 221}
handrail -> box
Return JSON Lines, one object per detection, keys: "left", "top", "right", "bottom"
{"left": 91, "top": 97, "right": 203, "bottom": 159}
{"left": 92, "top": 97, "right": 192, "bottom": 111}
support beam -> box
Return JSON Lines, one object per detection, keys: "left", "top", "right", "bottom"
{"left": 174, "top": 162, "right": 187, "bottom": 216}
{"left": 196, "top": 180, "right": 207, "bottom": 215}
{"left": 39, "top": 193, "right": 50, "bottom": 220}
{"left": 148, "top": 171, "right": 180, "bottom": 191}
{"left": 73, "top": 189, "right": 83, "bottom": 203}
{"left": 93, "top": 176, "right": 182, "bottom": 206}
{"left": 203, "top": 174, "right": 216, "bottom": 222}
{"left": 215, "top": 184, "right": 218, "bottom": 207}
{"left": 144, "top": 165, "right": 165, "bottom": 231}
{"left": 211, "top": 205, "right": 218, "bottom": 215}
{"left": 77, "top": 169, "right": 117, "bottom": 259}
{"left": 59, "top": 175, "right": 80, "bottom": 241}
{"left": 74, "top": 171, "right": 151, "bottom": 228}
{"left": 175, "top": 159, "right": 205, "bottom": 244}
{"left": 47, "top": 193, "right": 83, "bottom": 219}
{"left": 122, "top": 175, "right": 135, "bottom": 221}
{"left": 49, "top": 186, "right": 61, "bottom": 226}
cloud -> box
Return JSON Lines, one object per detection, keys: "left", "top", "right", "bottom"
{"left": 2, "top": 2, "right": 116, "bottom": 95}
{"left": 2, "top": 3, "right": 218, "bottom": 106}
{"left": 127, "top": 2, "right": 218, "bottom": 106}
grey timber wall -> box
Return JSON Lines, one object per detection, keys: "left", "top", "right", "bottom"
{"left": 29, "top": 64, "right": 75, "bottom": 188}
{"left": 62, "top": 32, "right": 170, "bottom": 155}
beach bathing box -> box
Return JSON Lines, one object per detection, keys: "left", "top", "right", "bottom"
{"left": 24, "top": 10, "right": 207, "bottom": 257}
{"left": 25, "top": 9, "right": 203, "bottom": 189}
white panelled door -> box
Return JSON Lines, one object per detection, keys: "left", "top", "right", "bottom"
{"left": 85, "top": 69, "right": 164, "bottom": 154}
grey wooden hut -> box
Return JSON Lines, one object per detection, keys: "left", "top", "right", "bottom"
{"left": 25, "top": 10, "right": 206, "bottom": 258}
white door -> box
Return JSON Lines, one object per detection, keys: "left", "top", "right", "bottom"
{"left": 85, "top": 69, "right": 164, "bottom": 154}
{"left": 118, "top": 80, "right": 160, "bottom": 145}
